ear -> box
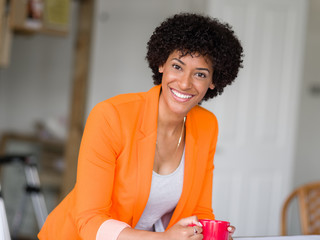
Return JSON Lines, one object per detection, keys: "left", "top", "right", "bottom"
{"left": 159, "top": 65, "right": 164, "bottom": 73}
{"left": 209, "top": 82, "right": 215, "bottom": 90}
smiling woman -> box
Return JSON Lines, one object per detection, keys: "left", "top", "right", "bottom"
{"left": 38, "top": 13, "right": 243, "bottom": 240}
{"left": 147, "top": 13, "right": 243, "bottom": 101}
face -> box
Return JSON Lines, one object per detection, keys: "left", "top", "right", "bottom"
{"left": 158, "top": 50, "right": 214, "bottom": 117}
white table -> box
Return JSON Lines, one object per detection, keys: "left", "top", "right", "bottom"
{"left": 235, "top": 236, "right": 320, "bottom": 240}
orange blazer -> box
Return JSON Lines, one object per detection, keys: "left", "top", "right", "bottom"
{"left": 38, "top": 85, "right": 218, "bottom": 239}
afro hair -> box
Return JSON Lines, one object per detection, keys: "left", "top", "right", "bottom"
{"left": 146, "top": 13, "right": 244, "bottom": 101}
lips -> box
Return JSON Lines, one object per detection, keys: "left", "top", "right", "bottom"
{"left": 170, "top": 88, "right": 193, "bottom": 100}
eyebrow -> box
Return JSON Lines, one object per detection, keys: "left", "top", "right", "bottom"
{"left": 172, "top": 58, "right": 211, "bottom": 73}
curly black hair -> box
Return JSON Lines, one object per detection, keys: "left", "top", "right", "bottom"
{"left": 146, "top": 13, "right": 244, "bottom": 101}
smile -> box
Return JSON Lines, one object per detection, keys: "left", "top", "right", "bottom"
{"left": 171, "top": 88, "right": 193, "bottom": 99}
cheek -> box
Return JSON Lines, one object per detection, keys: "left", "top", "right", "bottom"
{"left": 195, "top": 82, "right": 211, "bottom": 93}
{"left": 163, "top": 71, "right": 178, "bottom": 82}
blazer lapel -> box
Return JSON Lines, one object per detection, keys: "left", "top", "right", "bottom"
{"left": 168, "top": 110, "right": 199, "bottom": 228}
{"left": 132, "top": 85, "right": 160, "bottom": 227}
{"left": 132, "top": 132, "right": 157, "bottom": 227}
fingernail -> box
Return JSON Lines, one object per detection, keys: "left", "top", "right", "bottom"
{"left": 227, "top": 226, "right": 232, "bottom": 232}
{"left": 198, "top": 222, "right": 203, "bottom": 227}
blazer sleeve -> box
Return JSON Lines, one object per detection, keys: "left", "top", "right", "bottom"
{"left": 74, "top": 101, "right": 130, "bottom": 239}
{"left": 192, "top": 115, "right": 218, "bottom": 220}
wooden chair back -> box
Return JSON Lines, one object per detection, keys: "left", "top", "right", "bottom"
{"left": 281, "top": 181, "right": 320, "bottom": 235}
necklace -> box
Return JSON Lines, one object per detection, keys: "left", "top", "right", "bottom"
{"left": 176, "top": 116, "right": 186, "bottom": 150}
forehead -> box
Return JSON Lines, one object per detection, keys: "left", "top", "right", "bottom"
{"left": 168, "top": 50, "right": 213, "bottom": 66}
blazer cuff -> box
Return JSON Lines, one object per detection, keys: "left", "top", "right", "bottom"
{"left": 96, "top": 219, "right": 131, "bottom": 240}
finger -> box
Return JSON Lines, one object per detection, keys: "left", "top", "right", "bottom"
{"left": 180, "top": 216, "right": 202, "bottom": 227}
{"left": 189, "top": 225, "right": 203, "bottom": 235}
{"left": 228, "top": 225, "right": 236, "bottom": 235}
{"left": 189, "top": 226, "right": 203, "bottom": 239}
{"left": 188, "top": 226, "right": 197, "bottom": 237}
{"left": 191, "top": 232, "right": 203, "bottom": 240}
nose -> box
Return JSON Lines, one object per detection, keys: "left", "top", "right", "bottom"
{"left": 178, "top": 73, "right": 192, "bottom": 90}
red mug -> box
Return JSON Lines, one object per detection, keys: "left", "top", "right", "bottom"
{"left": 199, "top": 219, "right": 230, "bottom": 240}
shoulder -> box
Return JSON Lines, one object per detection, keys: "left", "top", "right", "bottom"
{"left": 91, "top": 91, "right": 147, "bottom": 117}
{"left": 191, "top": 105, "right": 218, "bottom": 127}
{"left": 188, "top": 105, "right": 219, "bottom": 142}
{"left": 90, "top": 85, "right": 160, "bottom": 121}
{"left": 86, "top": 87, "right": 159, "bottom": 131}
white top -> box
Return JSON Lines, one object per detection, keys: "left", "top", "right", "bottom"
{"left": 135, "top": 149, "right": 185, "bottom": 232}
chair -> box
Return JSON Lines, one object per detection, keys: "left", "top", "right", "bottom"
{"left": 281, "top": 181, "right": 320, "bottom": 235}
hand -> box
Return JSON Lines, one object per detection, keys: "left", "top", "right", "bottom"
{"left": 163, "top": 216, "right": 203, "bottom": 240}
{"left": 228, "top": 225, "right": 236, "bottom": 240}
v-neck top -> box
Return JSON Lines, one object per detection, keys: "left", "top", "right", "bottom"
{"left": 135, "top": 149, "right": 185, "bottom": 231}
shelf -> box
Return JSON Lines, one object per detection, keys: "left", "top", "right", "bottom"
{"left": 10, "top": 0, "right": 70, "bottom": 36}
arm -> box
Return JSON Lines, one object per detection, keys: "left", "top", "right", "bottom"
{"left": 192, "top": 149, "right": 216, "bottom": 219}
{"left": 191, "top": 116, "right": 236, "bottom": 239}
{"left": 193, "top": 116, "right": 218, "bottom": 220}
{"left": 73, "top": 101, "right": 129, "bottom": 239}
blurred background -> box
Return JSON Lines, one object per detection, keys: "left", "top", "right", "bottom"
{"left": 0, "top": 0, "right": 319, "bottom": 239}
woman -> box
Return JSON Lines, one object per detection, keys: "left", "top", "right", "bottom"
{"left": 39, "top": 13, "right": 243, "bottom": 240}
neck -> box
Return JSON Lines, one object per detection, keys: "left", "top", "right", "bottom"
{"left": 157, "top": 94, "right": 187, "bottom": 135}
{"left": 157, "top": 116, "right": 186, "bottom": 137}
{"left": 155, "top": 116, "right": 186, "bottom": 159}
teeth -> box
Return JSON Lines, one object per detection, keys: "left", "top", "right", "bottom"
{"left": 171, "top": 89, "right": 192, "bottom": 99}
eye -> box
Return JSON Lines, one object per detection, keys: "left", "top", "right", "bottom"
{"left": 196, "top": 72, "right": 207, "bottom": 78}
{"left": 172, "top": 64, "right": 182, "bottom": 70}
